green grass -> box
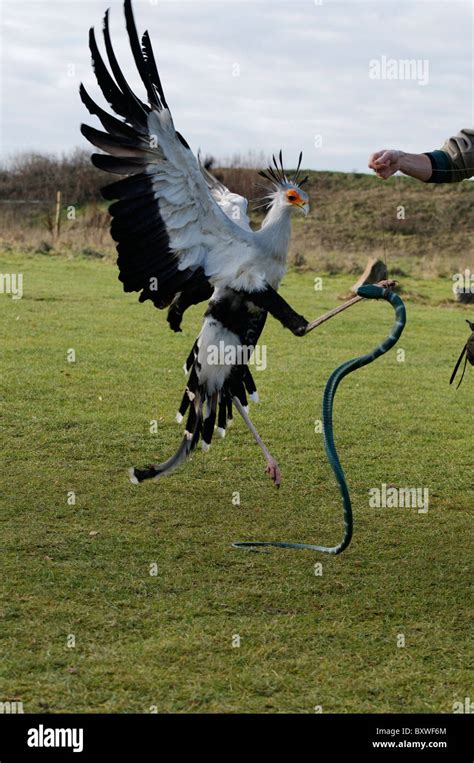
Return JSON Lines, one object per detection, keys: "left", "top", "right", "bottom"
{"left": 1, "top": 252, "right": 472, "bottom": 714}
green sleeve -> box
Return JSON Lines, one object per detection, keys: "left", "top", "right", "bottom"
{"left": 425, "top": 128, "right": 474, "bottom": 183}
{"left": 424, "top": 150, "right": 455, "bottom": 184}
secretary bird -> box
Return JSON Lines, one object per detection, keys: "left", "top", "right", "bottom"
{"left": 81, "top": 0, "right": 315, "bottom": 487}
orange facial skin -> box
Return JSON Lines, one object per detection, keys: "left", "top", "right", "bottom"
{"left": 286, "top": 189, "right": 306, "bottom": 207}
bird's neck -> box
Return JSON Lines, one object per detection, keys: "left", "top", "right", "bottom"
{"left": 256, "top": 201, "right": 292, "bottom": 260}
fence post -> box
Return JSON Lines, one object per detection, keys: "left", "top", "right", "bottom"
{"left": 54, "top": 190, "right": 61, "bottom": 241}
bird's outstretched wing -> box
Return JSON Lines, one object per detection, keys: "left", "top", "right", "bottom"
{"left": 197, "top": 155, "right": 252, "bottom": 232}
{"left": 80, "top": 0, "right": 256, "bottom": 311}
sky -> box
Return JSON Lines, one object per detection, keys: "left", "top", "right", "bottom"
{"left": 0, "top": 0, "right": 473, "bottom": 172}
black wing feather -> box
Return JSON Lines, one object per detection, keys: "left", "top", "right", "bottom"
{"left": 141, "top": 31, "right": 168, "bottom": 108}
{"left": 81, "top": 123, "right": 148, "bottom": 157}
{"left": 88, "top": 27, "right": 131, "bottom": 120}
{"left": 101, "top": 174, "right": 153, "bottom": 200}
{"left": 79, "top": 84, "right": 141, "bottom": 140}
{"left": 102, "top": 9, "right": 149, "bottom": 123}
{"left": 108, "top": 193, "right": 156, "bottom": 217}
{"left": 124, "top": 0, "right": 161, "bottom": 109}
{"left": 91, "top": 153, "right": 147, "bottom": 175}
{"left": 80, "top": 0, "right": 211, "bottom": 315}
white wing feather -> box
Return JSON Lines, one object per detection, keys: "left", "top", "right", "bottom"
{"left": 197, "top": 153, "right": 253, "bottom": 232}
{"left": 145, "top": 109, "right": 265, "bottom": 291}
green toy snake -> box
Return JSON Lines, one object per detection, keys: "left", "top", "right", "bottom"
{"left": 233, "top": 283, "right": 406, "bottom": 555}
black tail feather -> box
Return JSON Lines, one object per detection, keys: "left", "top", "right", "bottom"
{"left": 130, "top": 338, "right": 261, "bottom": 484}
{"left": 226, "top": 396, "right": 233, "bottom": 424}
{"left": 202, "top": 393, "right": 218, "bottom": 447}
{"left": 231, "top": 375, "right": 247, "bottom": 408}
{"left": 456, "top": 351, "right": 469, "bottom": 389}
{"left": 131, "top": 391, "right": 202, "bottom": 483}
{"left": 450, "top": 344, "right": 467, "bottom": 386}
{"left": 177, "top": 388, "right": 191, "bottom": 421}
{"left": 217, "top": 393, "right": 228, "bottom": 433}
{"left": 243, "top": 366, "right": 257, "bottom": 398}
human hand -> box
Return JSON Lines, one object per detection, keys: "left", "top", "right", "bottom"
{"left": 368, "top": 149, "right": 403, "bottom": 179}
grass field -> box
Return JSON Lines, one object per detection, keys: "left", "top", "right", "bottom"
{"left": 1, "top": 252, "right": 472, "bottom": 713}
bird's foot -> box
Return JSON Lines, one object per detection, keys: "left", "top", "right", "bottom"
{"left": 289, "top": 314, "right": 309, "bottom": 337}
{"left": 166, "top": 304, "right": 183, "bottom": 332}
{"left": 265, "top": 459, "right": 281, "bottom": 488}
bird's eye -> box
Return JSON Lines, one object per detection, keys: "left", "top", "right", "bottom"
{"left": 287, "top": 191, "right": 298, "bottom": 201}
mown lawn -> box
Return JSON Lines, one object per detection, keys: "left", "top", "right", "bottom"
{"left": 0, "top": 252, "right": 472, "bottom": 713}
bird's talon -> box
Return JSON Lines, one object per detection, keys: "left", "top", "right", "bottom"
{"left": 265, "top": 461, "right": 281, "bottom": 487}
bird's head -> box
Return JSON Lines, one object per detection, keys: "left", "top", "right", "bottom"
{"left": 467, "top": 320, "right": 474, "bottom": 332}
{"left": 282, "top": 182, "right": 310, "bottom": 215}
{"left": 258, "top": 151, "right": 310, "bottom": 217}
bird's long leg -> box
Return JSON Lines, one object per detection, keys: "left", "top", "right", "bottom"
{"left": 232, "top": 396, "right": 281, "bottom": 488}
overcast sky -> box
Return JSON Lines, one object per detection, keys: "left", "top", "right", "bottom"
{"left": 1, "top": 0, "right": 472, "bottom": 172}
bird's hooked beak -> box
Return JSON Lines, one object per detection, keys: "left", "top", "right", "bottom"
{"left": 297, "top": 200, "right": 309, "bottom": 216}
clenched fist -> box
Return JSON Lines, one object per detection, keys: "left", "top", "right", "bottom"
{"left": 368, "top": 149, "right": 403, "bottom": 179}
{"left": 368, "top": 149, "right": 433, "bottom": 182}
